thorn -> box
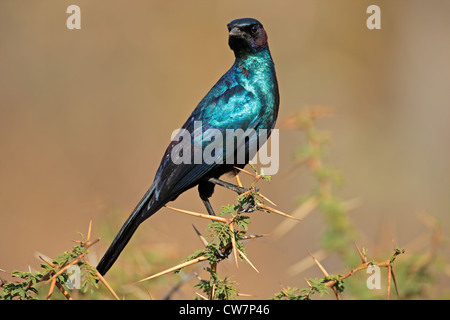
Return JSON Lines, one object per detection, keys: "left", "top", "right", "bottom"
{"left": 192, "top": 224, "right": 208, "bottom": 247}
{"left": 391, "top": 266, "right": 399, "bottom": 297}
{"left": 354, "top": 242, "right": 367, "bottom": 263}
{"left": 194, "top": 291, "right": 208, "bottom": 300}
{"left": 237, "top": 248, "right": 259, "bottom": 273}
{"left": 229, "top": 223, "right": 239, "bottom": 269}
{"left": 257, "top": 203, "right": 301, "bottom": 221}
{"left": 391, "top": 238, "right": 397, "bottom": 249}
{"left": 87, "top": 218, "right": 93, "bottom": 242}
{"left": 193, "top": 272, "right": 202, "bottom": 281}
{"left": 87, "top": 237, "right": 101, "bottom": 248}
{"left": 286, "top": 249, "right": 328, "bottom": 277}
{"left": 251, "top": 174, "right": 263, "bottom": 187}
{"left": 257, "top": 192, "right": 278, "bottom": 207}
{"left": 145, "top": 288, "right": 154, "bottom": 300}
{"left": 237, "top": 292, "right": 254, "bottom": 297}
{"left": 234, "top": 169, "right": 243, "bottom": 187}
{"left": 237, "top": 188, "right": 256, "bottom": 199}
{"left": 165, "top": 205, "right": 228, "bottom": 223}
{"left": 307, "top": 249, "right": 329, "bottom": 277}
{"left": 46, "top": 277, "right": 57, "bottom": 300}
{"left": 137, "top": 256, "right": 209, "bottom": 283}
{"left": 387, "top": 264, "right": 392, "bottom": 300}
{"left": 39, "top": 256, "right": 56, "bottom": 268}
{"left": 306, "top": 252, "right": 340, "bottom": 300}
{"left": 86, "top": 237, "right": 101, "bottom": 248}
{"left": 233, "top": 166, "right": 258, "bottom": 178}
{"left": 241, "top": 233, "right": 271, "bottom": 240}
{"left": 333, "top": 287, "right": 341, "bottom": 300}
{"left": 210, "top": 280, "right": 216, "bottom": 300}
{"left": 86, "top": 261, "right": 120, "bottom": 300}
{"left": 304, "top": 278, "right": 312, "bottom": 287}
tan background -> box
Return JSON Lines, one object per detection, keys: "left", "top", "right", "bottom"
{"left": 1, "top": 1, "right": 449, "bottom": 299}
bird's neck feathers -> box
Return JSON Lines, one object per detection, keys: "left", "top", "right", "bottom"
{"left": 233, "top": 46, "right": 274, "bottom": 74}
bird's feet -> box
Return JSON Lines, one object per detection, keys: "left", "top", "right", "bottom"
{"left": 204, "top": 177, "right": 259, "bottom": 213}
{"left": 236, "top": 185, "right": 259, "bottom": 213}
{"left": 238, "top": 194, "right": 256, "bottom": 213}
{"left": 213, "top": 243, "right": 233, "bottom": 262}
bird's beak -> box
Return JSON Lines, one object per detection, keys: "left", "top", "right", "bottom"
{"left": 229, "top": 27, "right": 243, "bottom": 38}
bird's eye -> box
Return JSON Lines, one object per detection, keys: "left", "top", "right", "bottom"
{"left": 251, "top": 25, "right": 258, "bottom": 34}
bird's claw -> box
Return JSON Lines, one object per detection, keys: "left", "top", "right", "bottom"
{"left": 238, "top": 195, "right": 256, "bottom": 213}
{"left": 213, "top": 243, "right": 233, "bottom": 262}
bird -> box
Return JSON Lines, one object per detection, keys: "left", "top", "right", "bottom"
{"left": 96, "top": 17, "right": 279, "bottom": 277}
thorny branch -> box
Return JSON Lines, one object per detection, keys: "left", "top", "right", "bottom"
{"left": 0, "top": 220, "right": 119, "bottom": 300}
{"left": 136, "top": 167, "right": 298, "bottom": 299}
{"left": 274, "top": 244, "right": 405, "bottom": 300}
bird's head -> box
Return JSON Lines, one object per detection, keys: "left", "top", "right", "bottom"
{"left": 227, "top": 18, "right": 268, "bottom": 57}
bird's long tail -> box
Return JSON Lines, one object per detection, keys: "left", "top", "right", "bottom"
{"left": 96, "top": 185, "right": 162, "bottom": 276}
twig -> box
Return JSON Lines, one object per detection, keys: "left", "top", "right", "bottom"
{"left": 55, "top": 283, "right": 72, "bottom": 300}
{"left": 317, "top": 248, "right": 404, "bottom": 299}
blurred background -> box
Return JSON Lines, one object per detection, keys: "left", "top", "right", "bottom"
{"left": 1, "top": 0, "right": 449, "bottom": 299}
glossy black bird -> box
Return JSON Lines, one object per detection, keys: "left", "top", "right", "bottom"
{"left": 96, "top": 18, "right": 279, "bottom": 276}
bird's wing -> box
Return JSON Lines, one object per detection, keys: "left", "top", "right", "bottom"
{"left": 150, "top": 79, "right": 263, "bottom": 205}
